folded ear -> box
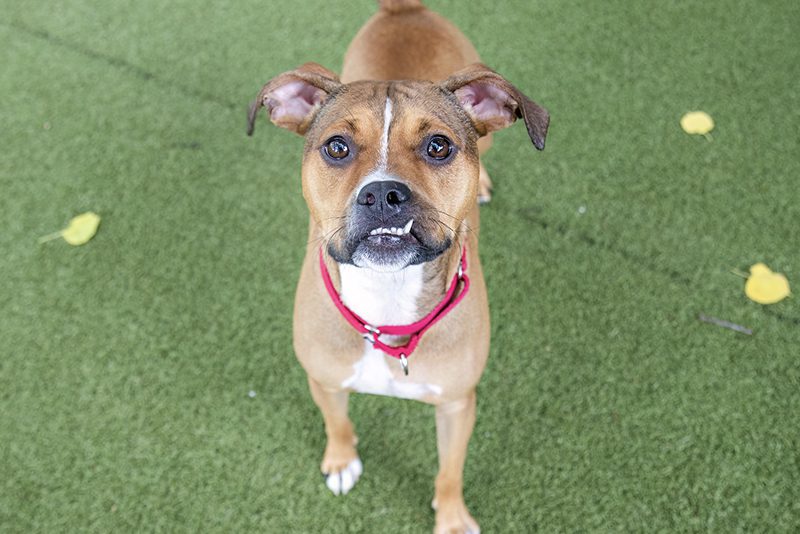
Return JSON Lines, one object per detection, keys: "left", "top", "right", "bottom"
{"left": 247, "top": 62, "right": 341, "bottom": 136}
{"left": 441, "top": 63, "right": 550, "bottom": 150}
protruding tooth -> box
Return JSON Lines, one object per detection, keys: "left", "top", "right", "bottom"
{"left": 402, "top": 219, "right": 414, "bottom": 235}
{"left": 390, "top": 227, "right": 399, "bottom": 235}
{"left": 370, "top": 229, "right": 378, "bottom": 235}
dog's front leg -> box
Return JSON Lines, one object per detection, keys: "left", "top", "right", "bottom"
{"left": 433, "top": 391, "right": 480, "bottom": 534}
{"left": 307, "top": 376, "right": 362, "bottom": 495}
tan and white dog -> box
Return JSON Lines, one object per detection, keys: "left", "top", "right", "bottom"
{"left": 247, "top": 1, "right": 548, "bottom": 531}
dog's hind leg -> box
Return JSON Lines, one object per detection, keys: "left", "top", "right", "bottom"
{"left": 478, "top": 162, "right": 493, "bottom": 205}
{"left": 307, "top": 376, "right": 362, "bottom": 495}
{"left": 477, "top": 135, "right": 493, "bottom": 204}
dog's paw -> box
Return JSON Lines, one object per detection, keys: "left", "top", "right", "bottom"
{"left": 434, "top": 502, "right": 480, "bottom": 534}
{"left": 323, "top": 457, "right": 363, "bottom": 496}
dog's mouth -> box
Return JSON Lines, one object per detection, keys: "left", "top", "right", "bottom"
{"left": 328, "top": 216, "right": 450, "bottom": 271}
{"left": 364, "top": 219, "right": 417, "bottom": 246}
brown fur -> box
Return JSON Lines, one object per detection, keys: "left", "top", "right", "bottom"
{"left": 343, "top": 6, "right": 480, "bottom": 83}
{"left": 248, "top": 2, "right": 549, "bottom": 532}
{"left": 377, "top": 0, "right": 425, "bottom": 13}
{"left": 292, "top": 78, "right": 487, "bottom": 398}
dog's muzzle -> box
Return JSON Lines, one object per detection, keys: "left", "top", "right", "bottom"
{"left": 327, "top": 180, "right": 451, "bottom": 271}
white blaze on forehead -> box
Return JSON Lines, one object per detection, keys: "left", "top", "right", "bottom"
{"left": 379, "top": 97, "right": 393, "bottom": 171}
{"left": 353, "top": 97, "right": 397, "bottom": 197}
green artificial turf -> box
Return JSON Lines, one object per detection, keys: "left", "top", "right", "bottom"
{"left": 2, "top": 0, "right": 799, "bottom": 531}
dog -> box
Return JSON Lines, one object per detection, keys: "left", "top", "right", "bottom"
{"left": 247, "top": 1, "right": 548, "bottom": 531}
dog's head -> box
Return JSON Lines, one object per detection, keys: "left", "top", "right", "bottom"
{"left": 248, "top": 63, "right": 548, "bottom": 272}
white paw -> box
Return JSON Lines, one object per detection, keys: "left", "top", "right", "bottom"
{"left": 325, "top": 458, "right": 363, "bottom": 496}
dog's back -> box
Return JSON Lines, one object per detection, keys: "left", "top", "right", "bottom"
{"left": 342, "top": 0, "right": 481, "bottom": 83}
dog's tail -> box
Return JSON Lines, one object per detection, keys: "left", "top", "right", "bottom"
{"left": 378, "top": 0, "right": 424, "bottom": 13}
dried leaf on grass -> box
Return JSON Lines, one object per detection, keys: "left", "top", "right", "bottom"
{"left": 39, "top": 212, "right": 101, "bottom": 246}
{"left": 681, "top": 111, "right": 714, "bottom": 139}
{"left": 745, "top": 263, "right": 791, "bottom": 304}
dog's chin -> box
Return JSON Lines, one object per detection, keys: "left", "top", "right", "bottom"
{"left": 329, "top": 233, "right": 451, "bottom": 273}
{"left": 352, "top": 238, "right": 418, "bottom": 273}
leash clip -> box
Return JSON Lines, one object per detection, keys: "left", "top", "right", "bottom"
{"left": 399, "top": 354, "right": 409, "bottom": 376}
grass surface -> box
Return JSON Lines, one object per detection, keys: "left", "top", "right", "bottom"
{"left": 2, "top": 0, "right": 799, "bottom": 532}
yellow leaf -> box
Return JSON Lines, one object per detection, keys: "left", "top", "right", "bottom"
{"left": 680, "top": 111, "right": 714, "bottom": 135}
{"left": 40, "top": 212, "right": 101, "bottom": 246}
{"left": 62, "top": 212, "right": 101, "bottom": 245}
{"left": 745, "top": 262, "right": 791, "bottom": 304}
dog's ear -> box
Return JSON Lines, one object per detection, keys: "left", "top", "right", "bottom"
{"left": 441, "top": 63, "right": 549, "bottom": 150}
{"left": 247, "top": 63, "right": 341, "bottom": 136}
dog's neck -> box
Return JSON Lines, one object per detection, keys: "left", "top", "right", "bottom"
{"left": 337, "top": 254, "right": 453, "bottom": 327}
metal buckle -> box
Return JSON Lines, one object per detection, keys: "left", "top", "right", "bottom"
{"left": 362, "top": 324, "right": 381, "bottom": 344}
{"left": 399, "top": 354, "right": 409, "bottom": 376}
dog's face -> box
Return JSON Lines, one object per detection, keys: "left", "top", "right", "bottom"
{"left": 302, "top": 81, "right": 481, "bottom": 272}
{"left": 248, "top": 63, "right": 549, "bottom": 272}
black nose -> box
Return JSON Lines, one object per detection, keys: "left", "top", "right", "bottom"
{"left": 356, "top": 180, "right": 412, "bottom": 213}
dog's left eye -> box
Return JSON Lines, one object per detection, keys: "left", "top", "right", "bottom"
{"left": 323, "top": 136, "right": 351, "bottom": 161}
{"left": 425, "top": 135, "right": 453, "bottom": 162}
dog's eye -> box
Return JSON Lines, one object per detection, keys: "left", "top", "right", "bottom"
{"left": 425, "top": 135, "right": 453, "bottom": 161}
{"left": 323, "top": 136, "right": 350, "bottom": 160}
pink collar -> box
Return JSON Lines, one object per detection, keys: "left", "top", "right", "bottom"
{"left": 319, "top": 247, "right": 470, "bottom": 375}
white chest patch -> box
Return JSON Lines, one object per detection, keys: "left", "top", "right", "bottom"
{"left": 338, "top": 263, "right": 443, "bottom": 400}
{"left": 342, "top": 344, "right": 442, "bottom": 400}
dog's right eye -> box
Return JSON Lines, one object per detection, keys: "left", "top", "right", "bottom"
{"left": 322, "top": 136, "right": 350, "bottom": 161}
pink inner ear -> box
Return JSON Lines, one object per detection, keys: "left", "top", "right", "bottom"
{"left": 267, "top": 80, "right": 325, "bottom": 122}
{"left": 454, "top": 83, "right": 516, "bottom": 128}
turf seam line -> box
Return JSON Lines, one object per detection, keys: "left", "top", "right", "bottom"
{"left": 517, "top": 207, "right": 800, "bottom": 328}
{"left": 7, "top": 20, "right": 239, "bottom": 113}
{"left": 518, "top": 207, "right": 693, "bottom": 285}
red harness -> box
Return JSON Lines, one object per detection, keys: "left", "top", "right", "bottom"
{"left": 319, "top": 248, "right": 470, "bottom": 375}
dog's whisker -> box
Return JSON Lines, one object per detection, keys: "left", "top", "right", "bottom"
{"left": 418, "top": 208, "right": 478, "bottom": 245}
{"left": 322, "top": 225, "right": 346, "bottom": 251}
{"left": 424, "top": 212, "right": 477, "bottom": 248}
{"left": 308, "top": 224, "right": 346, "bottom": 247}
{"left": 432, "top": 219, "right": 456, "bottom": 238}
{"left": 428, "top": 208, "right": 459, "bottom": 221}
